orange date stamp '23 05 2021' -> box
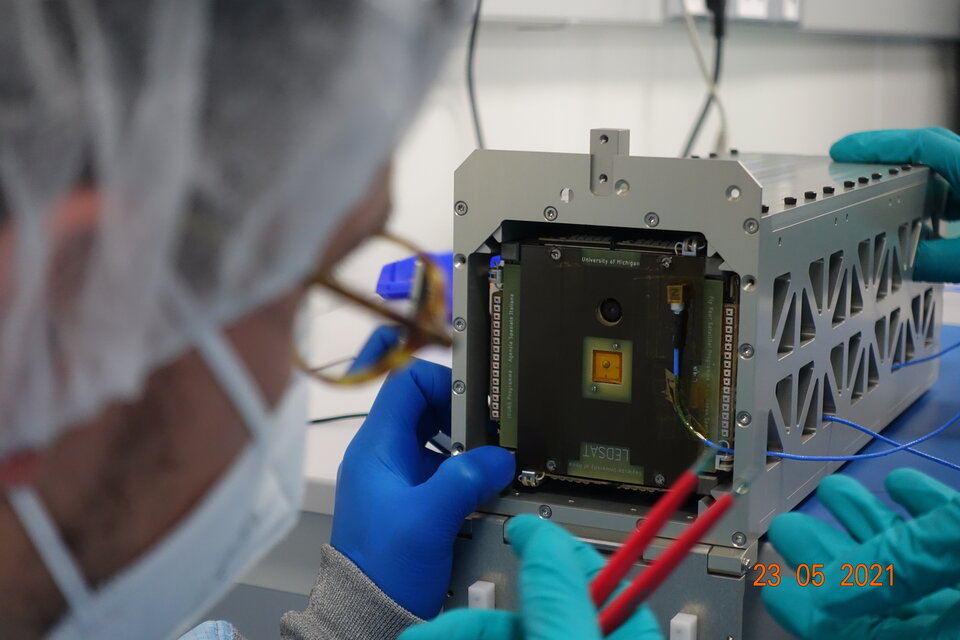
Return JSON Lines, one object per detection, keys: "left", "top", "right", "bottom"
{"left": 752, "top": 563, "right": 895, "bottom": 588}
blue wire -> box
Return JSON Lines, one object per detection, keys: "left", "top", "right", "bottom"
{"left": 824, "top": 415, "right": 960, "bottom": 472}
{"left": 696, "top": 410, "right": 960, "bottom": 466}
{"left": 892, "top": 340, "right": 960, "bottom": 371}
{"left": 674, "top": 343, "right": 960, "bottom": 469}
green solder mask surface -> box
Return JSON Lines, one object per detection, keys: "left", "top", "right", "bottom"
{"left": 496, "top": 242, "right": 727, "bottom": 489}
{"left": 499, "top": 263, "right": 520, "bottom": 448}
{"left": 511, "top": 244, "right": 709, "bottom": 488}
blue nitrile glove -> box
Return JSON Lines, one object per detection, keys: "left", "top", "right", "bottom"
{"left": 831, "top": 127, "right": 960, "bottom": 282}
{"left": 399, "top": 515, "right": 663, "bottom": 640}
{"left": 762, "top": 469, "right": 960, "bottom": 639}
{"left": 330, "top": 353, "right": 516, "bottom": 619}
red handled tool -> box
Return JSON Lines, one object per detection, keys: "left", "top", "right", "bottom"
{"left": 589, "top": 467, "right": 736, "bottom": 636}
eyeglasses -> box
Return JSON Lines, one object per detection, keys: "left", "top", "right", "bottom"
{"left": 294, "top": 232, "right": 451, "bottom": 385}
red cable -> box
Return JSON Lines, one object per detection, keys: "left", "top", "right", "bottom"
{"left": 597, "top": 492, "right": 735, "bottom": 636}
{"left": 589, "top": 470, "right": 698, "bottom": 607}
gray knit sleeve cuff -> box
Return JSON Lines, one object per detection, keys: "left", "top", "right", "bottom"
{"left": 280, "top": 544, "right": 422, "bottom": 640}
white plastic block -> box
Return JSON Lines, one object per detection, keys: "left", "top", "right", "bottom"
{"left": 737, "top": 0, "right": 770, "bottom": 19}
{"left": 467, "top": 580, "right": 496, "bottom": 609}
{"left": 669, "top": 612, "right": 698, "bottom": 640}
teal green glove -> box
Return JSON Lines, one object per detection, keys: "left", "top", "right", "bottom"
{"left": 762, "top": 469, "right": 960, "bottom": 639}
{"left": 400, "top": 515, "right": 663, "bottom": 640}
{"left": 830, "top": 127, "right": 960, "bottom": 282}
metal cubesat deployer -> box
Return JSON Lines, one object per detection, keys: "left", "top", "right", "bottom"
{"left": 447, "top": 129, "right": 944, "bottom": 636}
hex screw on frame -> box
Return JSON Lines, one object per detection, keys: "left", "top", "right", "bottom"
{"left": 538, "top": 505, "right": 553, "bottom": 519}
{"left": 546, "top": 459, "right": 558, "bottom": 472}
{"left": 454, "top": 200, "right": 468, "bottom": 216}
{"left": 590, "top": 385, "right": 599, "bottom": 393}
{"left": 743, "top": 218, "right": 759, "bottom": 234}
{"left": 453, "top": 317, "right": 466, "bottom": 332}
{"left": 644, "top": 212, "right": 660, "bottom": 227}
{"left": 452, "top": 380, "right": 466, "bottom": 395}
{"left": 654, "top": 473, "right": 666, "bottom": 487}
{"left": 452, "top": 442, "right": 465, "bottom": 455}
{"left": 736, "top": 411, "right": 752, "bottom": 426}
{"left": 738, "top": 343, "right": 755, "bottom": 359}
{"left": 543, "top": 206, "right": 558, "bottom": 221}
{"left": 732, "top": 532, "right": 747, "bottom": 546}
{"left": 549, "top": 247, "right": 562, "bottom": 261}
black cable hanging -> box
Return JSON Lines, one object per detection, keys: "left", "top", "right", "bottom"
{"left": 466, "top": 0, "right": 485, "bottom": 150}
{"left": 681, "top": 36, "right": 723, "bottom": 157}
{"left": 681, "top": 0, "right": 727, "bottom": 158}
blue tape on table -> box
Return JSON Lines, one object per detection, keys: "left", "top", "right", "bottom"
{"left": 796, "top": 324, "right": 960, "bottom": 524}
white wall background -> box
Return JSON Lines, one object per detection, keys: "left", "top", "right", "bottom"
{"left": 392, "top": 20, "right": 957, "bottom": 248}
{"left": 308, "top": 19, "right": 958, "bottom": 420}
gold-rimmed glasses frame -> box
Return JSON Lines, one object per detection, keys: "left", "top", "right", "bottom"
{"left": 294, "top": 232, "right": 451, "bottom": 385}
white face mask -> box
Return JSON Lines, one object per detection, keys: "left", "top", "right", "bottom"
{"left": 7, "top": 304, "right": 307, "bottom": 640}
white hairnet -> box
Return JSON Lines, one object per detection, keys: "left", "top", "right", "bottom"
{"left": 0, "top": 0, "right": 467, "bottom": 457}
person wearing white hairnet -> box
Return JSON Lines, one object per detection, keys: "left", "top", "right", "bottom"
{"left": 0, "top": 1, "right": 662, "bottom": 639}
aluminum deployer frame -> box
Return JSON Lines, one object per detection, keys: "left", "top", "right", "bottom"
{"left": 451, "top": 129, "right": 942, "bottom": 552}
{"left": 448, "top": 130, "right": 943, "bottom": 637}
